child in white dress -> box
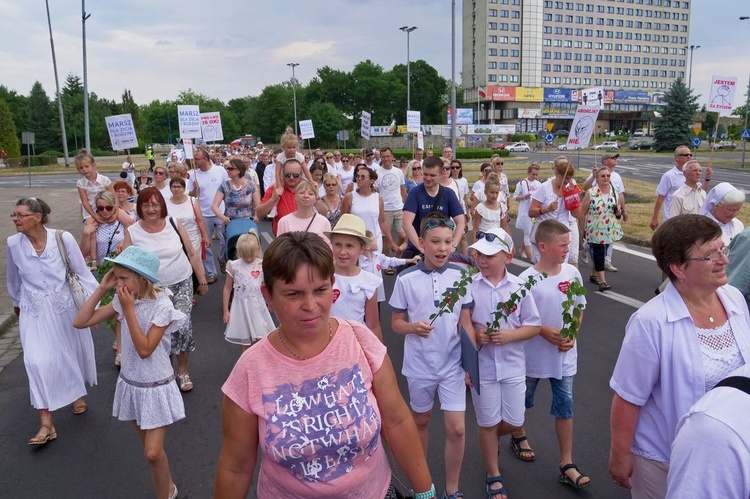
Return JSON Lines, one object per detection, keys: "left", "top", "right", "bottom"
{"left": 473, "top": 173, "right": 512, "bottom": 246}
{"left": 73, "top": 246, "right": 185, "bottom": 499}
{"left": 222, "top": 232, "right": 275, "bottom": 349}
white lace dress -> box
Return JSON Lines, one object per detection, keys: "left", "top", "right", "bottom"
{"left": 6, "top": 228, "right": 99, "bottom": 411}
{"left": 112, "top": 291, "right": 186, "bottom": 429}
{"left": 224, "top": 259, "right": 275, "bottom": 345}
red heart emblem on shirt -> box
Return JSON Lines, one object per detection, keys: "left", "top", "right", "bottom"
{"left": 332, "top": 289, "right": 340, "bottom": 303}
{"left": 251, "top": 270, "right": 260, "bottom": 278}
{"left": 376, "top": 264, "right": 381, "bottom": 271}
{"left": 558, "top": 281, "right": 570, "bottom": 293}
{"left": 505, "top": 303, "right": 518, "bottom": 314}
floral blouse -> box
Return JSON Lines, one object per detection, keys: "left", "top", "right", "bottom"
{"left": 218, "top": 180, "right": 257, "bottom": 220}
{"left": 584, "top": 186, "right": 623, "bottom": 245}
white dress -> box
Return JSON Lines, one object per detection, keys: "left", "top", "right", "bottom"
{"left": 166, "top": 197, "right": 202, "bottom": 253}
{"left": 6, "top": 228, "right": 99, "bottom": 411}
{"left": 112, "top": 291, "right": 186, "bottom": 429}
{"left": 224, "top": 259, "right": 275, "bottom": 345}
{"left": 350, "top": 190, "right": 383, "bottom": 252}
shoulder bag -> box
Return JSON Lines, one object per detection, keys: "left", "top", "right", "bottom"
{"left": 55, "top": 230, "right": 87, "bottom": 309}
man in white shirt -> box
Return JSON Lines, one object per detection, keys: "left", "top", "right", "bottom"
{"left": 332, "top": 150, "right": 344, "bottom": 170}
{"left": 187, "top": 148, "right": 228, "bottom": 282}
{"left": 650, "top": 146, "right": 712, "bottom": 230}
{"left": 668, "top": 161, "right": 706, "bottom": 217}
{"left": 364, "top": 149, "right": 379, "bottom": 170}
{"left": 582, "top": 153, "right": 628, "bottom": 271}
{"left": 372, "top": 149, "right": 381, "bottom": 165}
{"left": 442, "top": 145, "right": 454, "bottom": 161}
{"left": 374, "top": 147, "right": 407, "bottom": 263}
{"left": 415, "top": 148, "right": 424, "bottom": 165}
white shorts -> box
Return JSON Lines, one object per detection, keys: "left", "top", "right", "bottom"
{"left": 470, "top": 377, "right": 526, "bottom": 427}
{"left": 407, "top": 375, "right": 467, "bottom": 413}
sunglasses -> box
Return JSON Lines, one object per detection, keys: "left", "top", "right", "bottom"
{"left": 284, "top": 173, "right": 301, "bottom": 179}
{"left": 421, "top": 217, "right": 456, "bottom": 235}
{"left": 342, "top": 159, "right": 350, "bottom": 163}
{"left": 356, "top": 174, "right": 370, "bottom": 180}
{"left": 334, "top": 154, "right": 341, "bottom": 157}
{"left": 442, "top": 166, "right": 451, "bottom": 171}
{"left": 324, "top": 183, "right": 337, "bottom": 188}
{"left": 154, "top": 171, "right": 166, "bottom": 175}
{"left": 96, "top": 205, "right": 115, "bottom": 213}
{"left": 677, "top": 153, "right": 692, "bottom": 157}
{"left": 412, "top": 166, "right": 422, "bottom": 171}
{"left": 225, "top": 167, "right": 237, "bottom": 171}
{"left": 476, "top": 232, "right": 504, "bottom": 243}
{"left": 451, "top": 166, "right": 461, "bottom": 170}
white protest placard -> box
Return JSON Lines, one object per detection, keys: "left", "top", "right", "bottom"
{"left": 105, "top": 113, "right": 138, "bottom": 150}
{"left": 177, "top": 105, "right": 202, "bottom": 138}
{"left": 182, "top": 138, "right": 194, "bottom": 159}
{"left": 406, "top": 110, "right": 421, "bottom": 133}
{"left": 361, "top": 111, "right": 371, "bottom": 140}
{"left": 299, "top": 120, "right": 315, "bottom": 140}
{"left": 581, "top": 87, "right": 605, "bottom": 108}
{"left": 417, "top": 131, "right": 424, "bottom": 150}
{"left": 566, "top": 106, "right": 600, "bottom": 150}
{"left": 200, "top": 112, "right": 224, "bottom": 142}
{"left": 708, "top": 75, "right": 738, "bottom": 116}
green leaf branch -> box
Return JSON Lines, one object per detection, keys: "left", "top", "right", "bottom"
{"left": 560, "top": 277, "right": 587, "bottom": 340}
{"left": 429, "top": 267, "right": 478, "bottom": 325}
{"left": 486, "top": 273, "right": 547, "bottom": 333}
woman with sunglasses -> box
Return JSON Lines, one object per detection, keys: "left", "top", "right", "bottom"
{"left": 609, "top": 214, "right": 750, "bottom": 496}
{"left": 338, "top": 155, "right": 355, "bottom": 192}
{"left": 316, "top": 173, "right": 344, "bottom": 227}
{"left": 152, "top": 165, "right": 171, "bottom": 201}
{"left": 398, "top": 156, "right": 409, "bottom": 176}
{"left": 405, "top": 159, "right": 423, "bottom": 193}
{"left": 341, "top": 166, "right": 397, "bottom": 254}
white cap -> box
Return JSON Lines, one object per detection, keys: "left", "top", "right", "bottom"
{"left": 469, "top": 228, "right": 514, "bottom": 255}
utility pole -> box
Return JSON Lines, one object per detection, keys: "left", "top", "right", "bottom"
{"left": 399, "top": 26, "right": 418, "bottom": 111}
{"left": 687, "top": 45, "right": 700, "bottom": 90}
{"left": 287, "top": 63, "right": 300, "bottom": 137}
{"left": 450, "top": 0, "right": 457, "bottom": 153}
{"left": 45, "top": 0, "right": 70, "bottom": 167}
{"left": 82, "top": 1, "right": 91, "bottom": 151}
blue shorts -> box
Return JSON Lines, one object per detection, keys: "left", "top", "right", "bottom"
{"left": 525, "top": 376, "right": 574, "bottom": 419}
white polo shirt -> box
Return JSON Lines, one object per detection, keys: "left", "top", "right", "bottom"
{"left": 389, "top": 261, "right": 473, "bottom": 381}
{"left": 655, "top": 165, "right": 685, "bottom": 219}
{"left": 667, "top": 364, "right": 750, "bottom": 498}
{"left": 610, "top": 282, "right": 750, "bottom": 463}
{"left": 471, "top": 271, "right": 541, "bottom": 383}
{"left": 187, "top": 164, "right": 229, "bottom": 217}
{"left": 374, "top": 166, "right": 406, "bottom": 211}
{"left": 331, "top": 270, "right": 382, "bottom": 324}
{"left": 519, "top": 265, "right": 586, "bottom": 379}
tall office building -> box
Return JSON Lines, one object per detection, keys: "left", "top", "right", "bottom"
{"left": 462, "top": 0, "right": 691, "bottom": 133}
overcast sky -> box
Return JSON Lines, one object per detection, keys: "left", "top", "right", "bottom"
{"left": 3, "top": 0, "right": 749, "bottom": 109}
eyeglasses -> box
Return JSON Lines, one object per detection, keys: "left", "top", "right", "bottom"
{"left": 356, "top": 174, "right": 370, "bottom": 180}
{"left": 142, "top": 203, "right": 161, "bottom": 209}
{"left": 225, "top": 167, "right": 237, "bottom": 171}
{"left": 154, "top": 171, "right": 166, "bottom": 175}
{"left": 96, "top": 205, "right": 115, "bottom": 213}
{"left": 9, "top": 213, "right": 36, "bottom": 219}
{"left": 171, "top": 185, "right": 185, "bottom": 189}
{"left": 451, "top": 166, "right": 461, "bottom": 170}
{"left": 686, "top": 246, "right": 730, "bottom": 264}
{"left": 677, "top": 153, "right": 693, "bottom": 157}
{"left": 324, "top": 183, "right": 337, "bottom": 188}
{"left": 284, "top": 173, "right": 301, "bottom": 179}
{"left": 421, "top": 217, "right": 456, "bottom": 234}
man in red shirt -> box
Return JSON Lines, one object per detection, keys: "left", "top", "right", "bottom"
{"left": 257, "top": 159, "right": 302, "bottom": 235}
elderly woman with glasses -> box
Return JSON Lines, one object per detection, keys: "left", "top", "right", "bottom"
{"left": 609, "top": 214, "right": 750, "bottom": 496}
{"left": 122, "top": 188, "right": 208, "bottom": 392}
{"left": 8, "top": 198, "right": 99, "bottom": 445}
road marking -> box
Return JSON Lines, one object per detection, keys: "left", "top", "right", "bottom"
{"left": 596, "top": 290, "right": 646, "bottom": 308}
{"left": 612, "top": 243, "right": 656, "bottom": 261}
{"left": 261, "top": 231, "right": 273, "bottom": 245}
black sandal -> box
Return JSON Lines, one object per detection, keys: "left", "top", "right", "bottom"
{"left": 589, "top": 275, "right": 601, "bottom": 285}
{"left": 599, "top": 282, "right": 611, "bottom": 291}
{"left": 558, "top": 463, "right": 591, "bottom": 489}
{"left": 509, "top": 435, "right": 536, "bottom": 462}
{"left": 486, "top": 475, "right": 507, "bottom": 499}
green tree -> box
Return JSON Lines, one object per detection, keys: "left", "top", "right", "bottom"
{"left": 140, "top": 100, "right": 178, "bottom": 144}
{"left": 121, "top": 88, "right": 145, "bottom": 148}
{"left": 653, "top": 77, "right": 698, "bottom": 152}
{"left": 0, "top": 86, "right": 28, "bottom": 142}
{"left": 27, "top": 81, "right": 59, "bottom": 152}
{"left": 246, "top": 83, "right": 296, "bottom": 142}
{"left": 61, "top": 74, "right": 85, "bottom": 151}
{"left": 702, "top": 108, "right": 718, "bottom": 138}
{"left": 305, "top": 101, "right": 349, "bottom": 148}
{"left": 390, "top": 60, "right": 448, "bottom": 123}
{"left": 0, "top": 98, "right": 21, "bottom": 158}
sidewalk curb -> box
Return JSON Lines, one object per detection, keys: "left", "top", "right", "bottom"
{"left": 0, "top": 314, "right": 17, "bottom": 339}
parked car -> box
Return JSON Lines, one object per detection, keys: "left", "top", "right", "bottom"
{"left": 633, "top": 130, "right": 646, "bottom": 137}
{"left": 628, "top": 141, "right": 653, "bottom": 150}
{"left": 557, "top": 143, "right": 581, "bottom": 151}
{"left": 491, "top": 143, "right": 507, "bottom": 150}
{"left": 506, "top": 141, "right": 531, "bottom": 152}
{"left": 713, "top": 141, "right": 736, "bottom": 150}
{"left": 593, "top": 141, "right": 620, "bottom": 150}
{"left": 555, "top": 130, "right": 570, "bottom": 137}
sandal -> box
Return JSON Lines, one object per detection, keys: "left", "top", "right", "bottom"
{"left": 509, "top": 435, "right": 536, "bottom": 461}
{"left": 558, "top": 463, "right": 591, "bottom": 489}
{"left": 169, "top": 483, "right": 178, "bottom": 499}
{"left": 178, "top": 373, "right": 193, "bottom": 392}
{"left": 485, "top": 475, "right": 507, "bottom": 499}
{"left": 589, "top": 275, "right": 601, "bottom": 285}
{"left": 442, "top": 490, "right": 464, "bottom": 499}
{"left": 72, "top": 402, "right": 88, "bottom": 415}
{"left": 28, "top": 425, "right": 57, "bottom": 446}
{"left": 599, "top": 282, "right": 612, "bottom": 292}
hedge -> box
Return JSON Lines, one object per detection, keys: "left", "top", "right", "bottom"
{"left": 6, "top": 156, "right": 60, "bottom": 167}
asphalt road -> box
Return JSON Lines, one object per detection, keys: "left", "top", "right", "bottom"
{"left": 0, "top": 216, "right": 664, "bottom": 498}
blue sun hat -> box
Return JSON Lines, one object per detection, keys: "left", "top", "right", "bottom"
{"left": 104, "top": 246, "right": 160, "bottom": 283}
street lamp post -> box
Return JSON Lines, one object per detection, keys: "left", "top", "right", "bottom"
{"left": 82, "top": 0, "right": 91, "bottom": 151}
{"left": 287, "top": 63, "right": 300, "bottom": 137}
{"left": 399, "top": 26, "right": 417, "bottom": 111}
{"left": 45, "top": 0, "right": 70, "bottom": 167}
{"left": 687, "top": 44, "right": 700, "bottom": 90}
{"left": 741, "top": 17, "right": 749, "bottom": 168}
{"left": 450, "top": 0, "right": 457, "bottom": 153}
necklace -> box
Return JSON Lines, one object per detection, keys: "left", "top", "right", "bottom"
{"left": 276, "top": 320, "right": 333, "bottom": 360}
{"left": 30, "top": 232, "right": 47, "bottom": 254}
{"left": 684, "top": 295, "right": 722, "bottom": 324}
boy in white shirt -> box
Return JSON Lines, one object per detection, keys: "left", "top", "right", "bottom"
{"left": 390, "top": 213, "right": 476, "bottom": 499}
{"left": 512, "top": 219, "right": 591, "bottom": 490}
{"left": 468, "top": 228, "right": 541, "bottom": 499}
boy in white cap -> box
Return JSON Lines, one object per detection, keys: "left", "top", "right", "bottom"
{"left": 468, "top": 227, "right": 541, "bottom": 499}
{"left": 511, "top": 219, "right": 590, "bottom": 490}
{"left": 389, "top": 212, "right": 476, "bottom": 499}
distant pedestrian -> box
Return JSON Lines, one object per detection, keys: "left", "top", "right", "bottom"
{"left": 74, "top": 246, "right": 186, "bottom": 499}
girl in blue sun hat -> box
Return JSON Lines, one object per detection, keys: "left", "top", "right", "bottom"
{"left": 74, "top": 245, "right": 186, "bottom": 499}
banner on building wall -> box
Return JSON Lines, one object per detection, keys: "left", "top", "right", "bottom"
{"left": 515, "top": 87, "right": 544, "bottom": 102}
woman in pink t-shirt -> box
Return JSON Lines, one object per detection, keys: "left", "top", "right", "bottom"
{"left": 215, "top": 232, "right": 434, "bottom": 499}
{"left": 276, "top": 181, "right": 332, "bottom": 246}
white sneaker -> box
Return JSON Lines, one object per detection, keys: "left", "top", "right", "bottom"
{"left": 580, "top": 250, "right": 589, "bottom": 264}
{"left": 604, "top": 262, "right": 618, "bottom": 272}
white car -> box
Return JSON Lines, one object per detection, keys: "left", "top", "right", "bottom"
{"left": 557, "top": 144, "right": 581, "bottom": 151}
{"left": 506, "top": 141, "right": 530, "bottom": 152}
{"left": 593, "top": 141, "right": 620, "bottom": 150}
